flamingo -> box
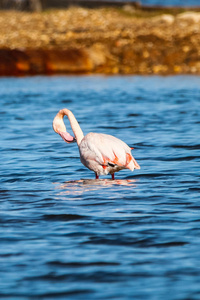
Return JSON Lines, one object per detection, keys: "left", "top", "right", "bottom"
{"left": 53, "top": 108, "right": 140, "bottom": 179}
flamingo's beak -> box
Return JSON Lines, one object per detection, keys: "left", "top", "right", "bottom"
{"left": 71, "top": 137, "right": 77, "bottom": 143}
{"left": 59, "top": 132, "right": 76, "bottom": 144}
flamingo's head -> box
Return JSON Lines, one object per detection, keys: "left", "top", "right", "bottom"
{"left": 53, "top": 110, "right": 76, "bottom": 144}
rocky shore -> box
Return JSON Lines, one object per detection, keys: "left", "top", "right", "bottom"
{"left": 1, "top": 6, "right": 200, "bottom": 75}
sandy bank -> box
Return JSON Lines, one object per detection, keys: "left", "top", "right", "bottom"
{"left": 1, "top": 7, "right": 200, "bottom": 75}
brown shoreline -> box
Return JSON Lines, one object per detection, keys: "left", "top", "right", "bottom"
{"left": 1, "top": 7, "right": 200, "bottom": 76}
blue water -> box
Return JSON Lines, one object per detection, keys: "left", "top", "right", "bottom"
{"left": 105, "top": 0, "right": 200, "bottom": 7}
{"left": 140, "top": 0, "right": 200, "bottom": 6}
{"left": 0, "top": 75, "right": 200, "bottom": 299}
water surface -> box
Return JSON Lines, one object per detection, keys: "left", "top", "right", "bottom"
{"left": 140, "top": 0, "right": 200, "bottom": 6}
{"left": 0, "top": 75, "right": 200, "bottom": 299}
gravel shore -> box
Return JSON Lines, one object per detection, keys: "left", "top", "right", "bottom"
{"left": 1, "top": 7, "right": 200, "bottom": 75}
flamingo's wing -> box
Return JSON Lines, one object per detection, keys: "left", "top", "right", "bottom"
{"left": 81, "top": 133, "right": 140, "bottom": 170}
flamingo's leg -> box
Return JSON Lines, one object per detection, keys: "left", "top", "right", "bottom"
{"left": 95, "top": 173, "right": 99, "bottom": 179}
{"left": 111, "top": 173, "right": 115, "bottom": 180}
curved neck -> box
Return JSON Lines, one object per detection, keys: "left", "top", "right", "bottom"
{"left": 62, "top": 109, "right": 84, "bottom": 146}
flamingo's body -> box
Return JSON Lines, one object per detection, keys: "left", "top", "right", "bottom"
{"left": 53, "top": 109, "right": 140, "bottom": 179}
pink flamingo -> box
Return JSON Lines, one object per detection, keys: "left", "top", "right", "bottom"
{"left": 53, "top": 108, "right": 140, "bottom": 179}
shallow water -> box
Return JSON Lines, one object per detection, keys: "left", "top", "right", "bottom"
{"left": 0, "top": 75, "right": 200, "bottom": 299}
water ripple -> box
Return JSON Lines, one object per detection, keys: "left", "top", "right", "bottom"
{"left": 0, "top": 75, "right": 200, "bottom": 300}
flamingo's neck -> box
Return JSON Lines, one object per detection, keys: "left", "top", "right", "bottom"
{"left": 62, "top": 109, "right": 84, "bottom": 146}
